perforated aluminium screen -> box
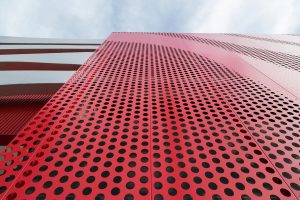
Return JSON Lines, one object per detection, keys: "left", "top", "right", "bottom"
{"left": 0, "top": 33, "right": 299, "bottom": 200}
{"left": 141, "top": 32, "right": 300, "bottom": 72}
{"left": 0, "top": 95, "right": 50, "bottom": 145}
{"left": 0, "top": 84, "right": 62, "bottom": 145}
{"left": 226, "top": 34, "right": 300, "bottom": 47}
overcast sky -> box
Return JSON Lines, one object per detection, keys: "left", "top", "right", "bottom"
{"left": 0, "top": 0, "right": 299, "bottom": 39}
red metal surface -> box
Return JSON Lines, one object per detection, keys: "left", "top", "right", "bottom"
{"left": 0, "top": 84, "right": 62, "bottom": 145}
{"left": 225, "top": 34, "right": 300, "bottom": 47}
{"left": 144, "top": 32, "right": 300, "bottom": 71}
{"left": 0, "top": 62, "right": 80, "bottom": 70}
{"left": 0, "top": 48, "right": 94, "bottom": 55}
{"left": 0, "top": 33, "right": 299, "bottom": 200}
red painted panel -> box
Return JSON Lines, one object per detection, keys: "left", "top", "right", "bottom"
{"left": 0, "top": 62, "right": 80, "bottom": 70}
{"left": 0, "top": 100, "right": 46, "bottom": 145}
{"left": 0, "top": 48, "right": 94, "bottom": 55}
{"left": 0, "top": 33, "right": 299, "bottom": 200}
{"left": 0, "top": 84, "right": 62, "bottom": 145}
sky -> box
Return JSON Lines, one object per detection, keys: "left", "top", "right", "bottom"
{"left": 0, "top": 0, "right": 299, "bottom": 39}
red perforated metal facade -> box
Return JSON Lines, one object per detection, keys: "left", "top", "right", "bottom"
{"left": 0, "top": 33, "right": 299, "bottom": 200}
{"left": 0, "top": 37, "right": 99, "bottom": 145}
{"left": 0, "top": 84, "right": 63, "bottom": 145}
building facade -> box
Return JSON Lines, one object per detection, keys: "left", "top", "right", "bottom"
{"left": 0, "top": 33, "right": 299, "bottom": 200}
{"left": 0, "top": 36, "right": 101, "bottom": 145}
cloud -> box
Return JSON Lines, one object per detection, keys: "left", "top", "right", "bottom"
{"left": 0, "top": 0, "right": 299, "bottom": 39}
{"left": 0, "top": 0, "right": 114, "bottom": 39}
{"left": 186, "top": 0, "right": 300, "bottom": 34}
